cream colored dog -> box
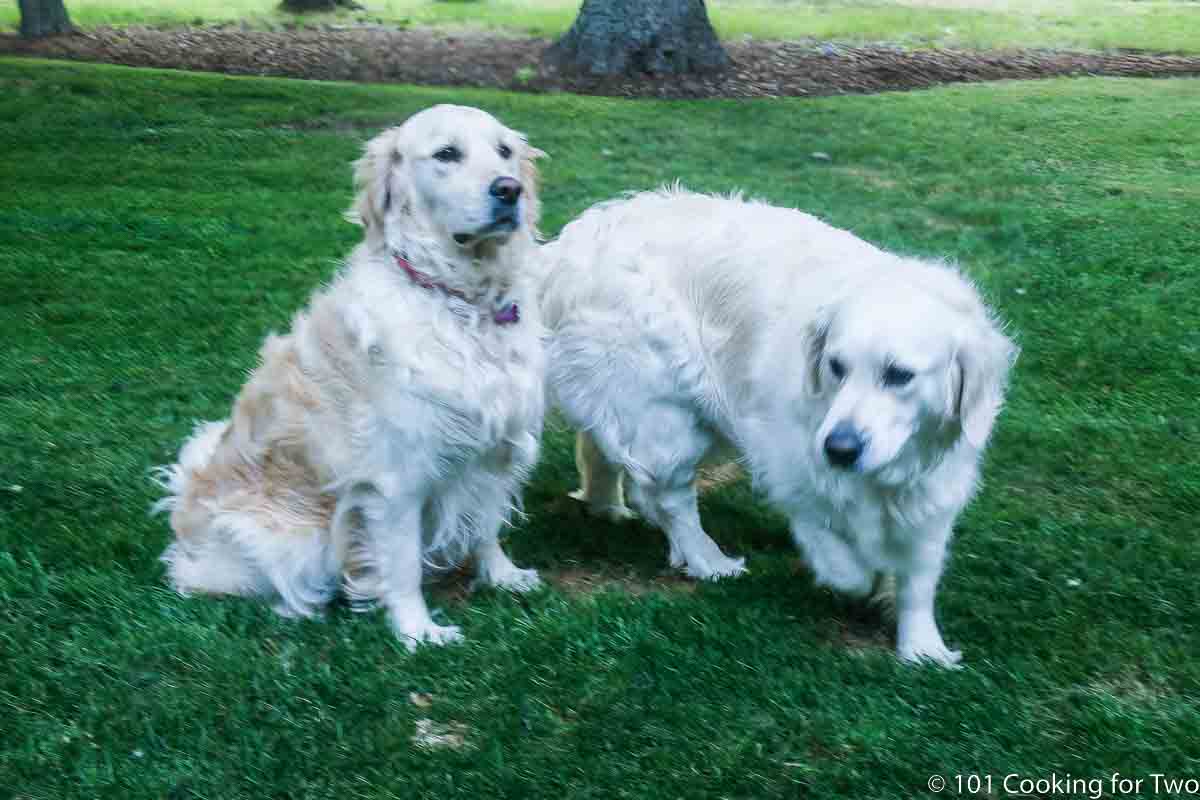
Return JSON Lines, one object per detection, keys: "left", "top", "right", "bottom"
{"left": 155, "top": 105, "right": 547, "bottom": 649}
{"left": 539, "top": 188, "right": 1017, "bottom": 666}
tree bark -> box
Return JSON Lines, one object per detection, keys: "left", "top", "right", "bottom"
{"left": 18, "top": 0, "right": 74, "bottom": 39}
{"left": 543, "top": 0, "right": 729, "bottom": 77}
{"left": 279, "top": 0, "right": 361, "bottom": 12}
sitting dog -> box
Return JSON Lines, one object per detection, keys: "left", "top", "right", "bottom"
{"left": 155, "top": 105, "right": 547, "bottom": 649}
{"left": 539, "top": 188, "right": 1017, "bottom": 666}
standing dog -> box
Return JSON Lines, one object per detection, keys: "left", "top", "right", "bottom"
{"left": 539, "top": 188, "right": 1016, "bottom": 666}
{"left": 155, "top": 105, "right": 547, "bottom": 649}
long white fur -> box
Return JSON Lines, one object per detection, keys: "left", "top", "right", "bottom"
{"left": 154, "top": 105, "right": 547, "bottom": 649}
{"left": 539, "top": 188, "right": 1017, "bottom": 666}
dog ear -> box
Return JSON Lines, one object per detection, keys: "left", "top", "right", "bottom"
{"left": 345, "top": 129, "right": 406, "bottom": 240}
{"left": 518, "top": 138, "right": 546, "bottom": 233}
{"left": 952, "top": 318, "right": 1018, "bottom": 449}
{"left": 804, "top": 307, "right": 834, "bottom": 395}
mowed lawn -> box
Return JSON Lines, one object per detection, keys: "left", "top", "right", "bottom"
{"left": 2, "top": 58, "right": 1198, "bottom": 798}
{"left": 3, "top": 0, "right": 1200, "bottom": 54}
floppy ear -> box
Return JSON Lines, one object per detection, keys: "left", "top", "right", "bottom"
{"left": 518, "top": 140, "right": 546, "bottom": 233}
{"left": 804, "top": 307, "right": 834, "bottom": 395}
{"left": 952, "top": 318, "right": 1018, "bottom": 449}
{"left": 345, "top": 129, "right": 405, "bottom": 242}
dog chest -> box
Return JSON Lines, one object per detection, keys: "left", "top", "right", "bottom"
{"left": 386, "top": 316, "right": 544, "bottom": 451}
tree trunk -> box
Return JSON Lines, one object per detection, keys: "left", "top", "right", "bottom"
{"left": 279, "top": 0, "right": 361, "bottom": 12}
{"left": 18, "top": 0, "right": 73, "bottom": 39}
{"left": 543, "top": 0, "right": 729, "bottom": 77}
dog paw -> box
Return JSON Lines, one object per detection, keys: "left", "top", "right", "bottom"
{"left": 393, "top": 620, "right": 464, "bottom": 652}
{"left": 568, "top": 490, "right": 638, "bottom": 524}
{"left": 271, "top": 600, "right": 323, "bottom": 620}
{"left": 476, "top": 566, "right": 542, "bottom": 594}
{"left": 810, "top": 558, "right": 875, "bottom": 598}
{"left": 898, "top": 640, "right": 963, "bottom": 669}
{"left": 684, "top": 555, "right": 748, "bottom": 581}
{"left": 271, "top": 601, "right": 305, "bottom": 620}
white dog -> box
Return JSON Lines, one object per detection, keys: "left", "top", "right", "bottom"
{"left": 155, "top": 105, "right": 547, "bottom": 649}
{"left": 539, "top": 188, "right": 1016, "bottom": 666}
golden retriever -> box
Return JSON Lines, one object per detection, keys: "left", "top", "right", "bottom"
{"left": 539, "top": 188, "right": 1017, "bottom": 666}
{"left": 155, "top": 105, "right": 547, "bottom": 649}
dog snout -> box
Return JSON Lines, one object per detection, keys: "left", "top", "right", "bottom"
{"left": 489, "top": 177, "right": 522, "bottom": 206}
{"left": 824, "top": 422, "right": 864, "bottom": 469}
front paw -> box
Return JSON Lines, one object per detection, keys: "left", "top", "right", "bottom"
{"left": 806, "top": 548, "right": 874, "bottom": 597}
{"left": 898, "top": 637, "right": 963, "bottom": 669}
{"left": 815, "top": 570, "right": 875, "bottom": 598}
{"left": 392, "top": 618, "right": 464, "bottom": 652}
{"left": 795, "top": 528, "right": 874, "bottom": 598}
{"left": 683, "top": 554, "right": 748, "bottom": 582}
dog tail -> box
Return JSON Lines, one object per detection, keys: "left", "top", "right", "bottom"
{"left": 153, "top": 417, "right": 340, "bottom": 617}
{"left": 152, "top": 420, "right": 265, "bottom": 598}
{"left": 152, "top": 420, "right": 229, "bottom": 516}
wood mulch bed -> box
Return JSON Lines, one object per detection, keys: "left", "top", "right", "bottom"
{"left": 3, "top": 24, "right": 1199, "bottom": 98}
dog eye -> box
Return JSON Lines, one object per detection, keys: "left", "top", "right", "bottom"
{"left": 883, "top": 365, "right": 915, "bottom": 388}
{"left": 497, "top": 144, "right": 512, "bottom": 159}
{"left": 433, "top": 146, "right": 462, "bottom": 163}
{"left": 829, "top": 357, "right": 846, "bottom": 380}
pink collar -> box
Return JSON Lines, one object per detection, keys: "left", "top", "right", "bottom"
{"left": 393, "top": 252, "right": 519, "bottom": 326}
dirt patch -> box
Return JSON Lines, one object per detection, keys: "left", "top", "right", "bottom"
{"left": 787, "top": 558, "right": 895, "bottom": 653}
{"left": 1082, "top": 672, "right": 1170, "bottom": 707}
{"left": 425, "top": 564, "right": 476, "bottom": 606}
{"left": 3, "top": 25, "right": 1199, "bottom": 99}
{"left": 424, "top": 562, "right": 696, "bottom": 601}
{"left": 549, "top": 566, "right": 697, "bottom": 597}
{"left": 832, "top": 618, "right": 892, "bottom": 653}
{"left": 696, "top": 461, "right": 745, "bottom": 493}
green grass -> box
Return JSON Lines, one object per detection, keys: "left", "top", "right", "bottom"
{"left": 2, "top": 58, "right": 1199, "bottom": 798}
{"left": 3, "top": 0, "right": 1200, "bottom": 53}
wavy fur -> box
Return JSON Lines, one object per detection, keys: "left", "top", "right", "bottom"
{"left": 155, "top": 105, "right": 547, "bottom": 648}
{"left": 539, "top": 187, "right": 1017, "bottom": 667}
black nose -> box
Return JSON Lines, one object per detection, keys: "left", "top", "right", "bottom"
{"left": 490, "top": 177, "right": 522, "bottom": 206}
{"left": 824, "top": 422, "right": 864, "bottom": 469}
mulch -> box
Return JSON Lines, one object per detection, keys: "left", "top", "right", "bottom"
{"left": 3, "top": 24, "right": 1200, "bottom": 99}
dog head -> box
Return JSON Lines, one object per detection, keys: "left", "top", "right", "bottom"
{"left": 805, "top": 261, "right": 1017, "bottom": 482}
{"left": 347, "top": 104, "right": 544, "bottom": 252}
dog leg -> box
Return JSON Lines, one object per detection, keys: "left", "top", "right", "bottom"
{"left": 472, "top": 533, "right": 541, "bottom": 593}
{"left": 867, "top": 572, "right": 897, "bottom": 623}
{"left": 616, "top": 406, "right": 746, "bottom": 580}
{"left": 790, "top": 522, "right": 875, "bottom": 598}
{"left": 569, "top": 430, "right": 637, "bottom": 523}
{"left": 895, "top": 529, "right": 960, "bottom": 667}
{"left": 374, "top": 500, "right": 463, "bottom": 650}
{"left": 641, "top": 482, "right": 746, "bottom": 580}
